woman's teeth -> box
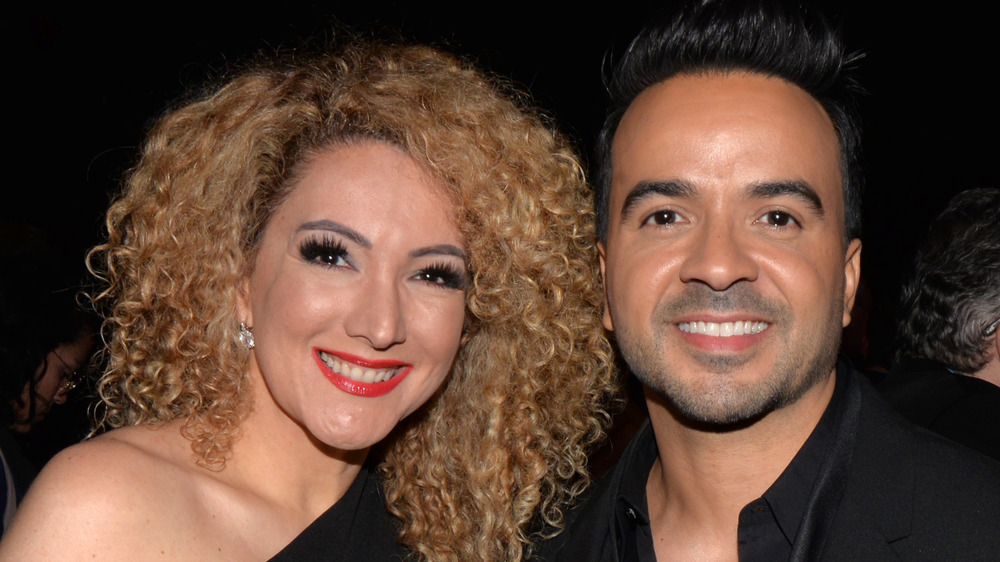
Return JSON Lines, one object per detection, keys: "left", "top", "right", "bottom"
{"left": 678, "top": 320, "right": 769, "bottom": 337}
{"left": 317, "top": 351, "right": 399, "bottom": 383}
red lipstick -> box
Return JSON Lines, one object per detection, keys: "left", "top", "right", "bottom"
{"left": 312, "top": 349, "right": 411, "bottom": 398}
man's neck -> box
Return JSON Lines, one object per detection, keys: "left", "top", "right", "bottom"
{"left": 972, "top": 354, "right": 1000, "bottom": 388}
{"left": 643, "top": 371, "right": 837, "bottom": 562}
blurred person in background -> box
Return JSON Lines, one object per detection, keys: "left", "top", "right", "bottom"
{"left": 0, "top": 221, "right": 92, "bottom": 534}
{"left": 881, "top": 187, "right": 1000, "bottom": 460}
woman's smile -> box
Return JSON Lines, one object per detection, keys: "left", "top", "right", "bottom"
{"left": 314, "top": 349, "right": 412, "bottom": 397}
{"left": 240, "top": 141, "right": 467, "bottom": 452}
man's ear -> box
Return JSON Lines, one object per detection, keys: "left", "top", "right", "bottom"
{"left": 599, "top": 242, "right": 614, "bottom": 332}
{"left": 994, "top": 326, "right": 999, "bottom": 364}
{"left": 842, "top": 239, "right": 862, "bottom": 328}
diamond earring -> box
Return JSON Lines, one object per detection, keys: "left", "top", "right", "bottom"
{"left": 238, "top": 322, "right": 255, "bottom": 349}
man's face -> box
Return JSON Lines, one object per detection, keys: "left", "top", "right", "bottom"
{"left": 602, "top": 72, "right": 861, "bottom": 427}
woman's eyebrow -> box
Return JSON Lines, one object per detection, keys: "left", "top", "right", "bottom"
{"left": 410, "top": 245, "right": 466, "bottom": 261}
{"left": 298, "top": 220, "right": 371, "bottom": 248}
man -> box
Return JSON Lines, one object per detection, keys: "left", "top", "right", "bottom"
{"left": 542, "top": 1, "right": 1000, "bottom": 560}
{"left": 880, "top": 188, "right": 1000, "bottom": 460}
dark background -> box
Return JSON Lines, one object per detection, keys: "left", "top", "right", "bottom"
{"left": 8, "top": 3, "right": 999, "bottom": 364}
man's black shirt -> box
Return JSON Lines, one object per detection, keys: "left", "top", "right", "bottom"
{"left": 536, "top": 361, "right": 1000, "bottom": 561}
{"left": 609, "top": 367, "right": 846, "bottom": 561}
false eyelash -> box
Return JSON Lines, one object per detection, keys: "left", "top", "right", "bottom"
{"left": 419, "top": 261, "right": 467, "bottom": 290}
{"left": 299, "top": 234, "right": 348, "bottom": 266}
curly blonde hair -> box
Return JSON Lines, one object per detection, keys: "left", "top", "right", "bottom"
{"left": 90, "top": 43, "right": 616, "bottom": 560}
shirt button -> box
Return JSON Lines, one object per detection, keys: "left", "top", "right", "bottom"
{"left": 625, "top": 507, "right": 637, "bottom": 521}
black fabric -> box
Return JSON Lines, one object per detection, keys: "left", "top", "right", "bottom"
{"left": 785, "top": 361, "right": 858, "bottom": 562}
{"left": 0, "top": 429, "right": 36, "bottom": 502}
{"left": 737, "top": 499, "right": 788, "bottom": 560}
{"left": 0, "top": 429, "right": 37, "bottom": 537}
{"left": 750, "top": 365, "right": 851, "bottom": 562}
{"left": 536, "top": 364, "right": 1000, "bottom": 561}
{"left": 609, "top": 420, "right": 656, "bottom": 562}
{"left": 879, "top": 358, "right": 1000, "bottom": 461}
{"left": 578, "top": 367, "right": 846, "bottom": 562}
{"left": 615, "top": 368, "right": 857, "bottom": 562}
{"left": 269, "top": 465, "right": 408, "bottom": 561}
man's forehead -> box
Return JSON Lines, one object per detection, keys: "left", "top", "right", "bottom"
{"left": 616, "top": 72, "right": 837, "bottom": 154}
{"left": 610, "top": 72, "right": 843, "bottom": 210}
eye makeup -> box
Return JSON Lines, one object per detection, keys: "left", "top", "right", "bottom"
{"left": 299, "top": 234, "right": 349, "bottom": 267}
{"left": 416, "top": 261, "right": 467, "bottom": 290}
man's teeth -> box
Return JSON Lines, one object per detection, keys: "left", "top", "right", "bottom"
{"left": 678, "top": 321, "right": 769, "bottom": 337}
{"left": 318, "top": 351, "right": 399, "bottom": 383}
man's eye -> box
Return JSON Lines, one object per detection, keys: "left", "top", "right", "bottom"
{"left": 643, "top": 210, "right": 681, "bottom": 226}
{"left": 759, "top": 210, "right": 798, "bottom": 227}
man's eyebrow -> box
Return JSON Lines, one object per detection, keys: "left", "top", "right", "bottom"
{"left": 298, "top": 220, "right": 371, "bottom": 248}
{"left": 748, "top": 181, "right": 825, "bottom": 215}
{"left": 620, "top": 180, "right": 697, "bottom": 222}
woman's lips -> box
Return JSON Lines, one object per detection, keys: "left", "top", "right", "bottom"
{"left": 313, "top": 349, "right": 411, "bottom": 397}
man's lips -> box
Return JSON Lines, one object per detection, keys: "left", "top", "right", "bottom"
{"left": 674, "top": 317, "right": 771, "bottom": 353}
{"left": 677, "top": 320, "right": 770, "bottom": 337}
{"left": 313, "top": 349, "right": 411, "bottom": 398}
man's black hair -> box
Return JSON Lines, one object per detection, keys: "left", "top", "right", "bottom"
{"left": 595, "top": 0, "right": 864, "bottom": 243}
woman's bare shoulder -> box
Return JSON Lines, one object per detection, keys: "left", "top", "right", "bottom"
{"left": 0, "top": 423, "right": 209, "bottom": 560}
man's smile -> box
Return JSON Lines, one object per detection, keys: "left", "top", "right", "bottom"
{"left": 677, "top": 320, "right": 770, "bottom": 337}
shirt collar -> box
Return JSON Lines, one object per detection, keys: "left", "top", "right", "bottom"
{"left": 762, "top": 362, "right": 847, "bottom": 543}
{"left": 615, "top": 419, "right": 656, "bottom": 524}
{"left": 612, "top": 361, "right": 849, "bottom": 550}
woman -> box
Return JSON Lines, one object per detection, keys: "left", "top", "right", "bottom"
{"left": 0, "top": 223, "right": 92, "bottom": 533}
{"left": 0, "top": 43, "right": 615, "bottom": 560}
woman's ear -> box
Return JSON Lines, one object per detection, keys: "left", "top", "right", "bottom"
{"left": 236, "top": 277, "right": 253, "bottom": 326}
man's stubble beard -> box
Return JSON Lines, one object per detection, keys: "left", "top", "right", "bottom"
{"left": 614, "top": 283, "right": 843, "bottom": 430}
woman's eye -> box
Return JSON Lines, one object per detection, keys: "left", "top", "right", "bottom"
{"left": 299, "top": 237, "right": 349, "bottom": 267}
{"left": 643, "top": 210, "right": 682, "bottom": 226}
{"left": 415, "top": 264, "right": 466, "bottom": 291}
{"left": 759, "top": 210, "right": 798, "bottom": 227}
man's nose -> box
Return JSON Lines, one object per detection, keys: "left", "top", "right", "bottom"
{"left": 677, "top": 219, "right": 759, "bottom": 290}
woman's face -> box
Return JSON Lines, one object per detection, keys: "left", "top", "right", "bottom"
{"left": 12, "top": 336, "right": 91, "bottom": 431}
{"left": 240, "top": 142, "right": 467, "bottom": 451}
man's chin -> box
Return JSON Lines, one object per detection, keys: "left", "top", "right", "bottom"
{"left": 645, "top": 379, "right": 780, "bottom": 431}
